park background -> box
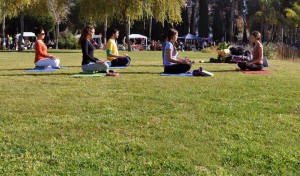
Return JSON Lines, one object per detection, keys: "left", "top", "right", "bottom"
{"left": 1, "top": 0, "right": 300, "bottom": 175}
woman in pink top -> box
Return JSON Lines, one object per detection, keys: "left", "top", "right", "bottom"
{"left": 34, "top": 27, "right": 60, "bottom": 68}
{"left": 238, "top": 31, "right": 263, "bottom": 71}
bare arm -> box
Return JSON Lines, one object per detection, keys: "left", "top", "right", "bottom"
{"left": 166, "top": 49, "right": 189, "bottom": 64}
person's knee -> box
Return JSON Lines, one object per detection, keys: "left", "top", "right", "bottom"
{"left": 55, "top": 59, "right": 60, "bottom": 65}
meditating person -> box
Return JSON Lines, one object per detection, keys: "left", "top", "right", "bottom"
{"left": 106, "top": 28, "right": 131, "bottom": 67}
{"left": 79, "top": 25, "right": 109, "bottom": 73}
{"left": 34, "top": 27, "right": 60, "bottom": 68}
{"left": 238, "top": 31, "right": 264, "bottom": 71}
{"left": 163, "top": 28, "right": 192, "bottom": 74}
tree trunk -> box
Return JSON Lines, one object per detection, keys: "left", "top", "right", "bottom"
{"left": 229, "top": 0, "right": 234, "bottom": 42}
{"left": 104, "top": 17, "right": 108, "bottom": 44}
{"left": 55, "top": 22, "right": 59, "bottom": 49}
{"left": 125, "top": 16, "right": 131, "bottom": 52}
{"left": 294, "top": 27, "right": 298, "bottom": 43}
{"left": 192, "top": 0, "right": 198, "bottom": 35}
{"left": 2, "top": 13, "right": 5, "bottom": 39}
{"left": 18, "top": 13, "right": 24, "bottom": 51}
{"left": 148, "top": 16, "right": 152, "bottom": 41}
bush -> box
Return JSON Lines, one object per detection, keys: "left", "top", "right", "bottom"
{"left": 201, "top": 46, "right": 218, "bottom": 54}
{"left": 263, "top": 43, "right": 278, "bottom": 60}
{"left": 58, "top": 33, "right": 79, "bottom": 49}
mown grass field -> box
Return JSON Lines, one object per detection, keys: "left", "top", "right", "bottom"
{"left": 0, "top": 50, "right": 300, "bottom": 175}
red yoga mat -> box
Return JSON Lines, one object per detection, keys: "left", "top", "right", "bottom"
{"left": 242, "top": 70, "right": 272, "bottom": 74}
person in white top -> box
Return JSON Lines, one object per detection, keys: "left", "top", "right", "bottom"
{"left": 163, "top": 28, "right": 192, "bottom": 74}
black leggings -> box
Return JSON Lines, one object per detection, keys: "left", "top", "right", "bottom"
{"left": 164, "top": 63, "right": 192, "bottom": 74}
{"left": 111, "top": 56, "right": 131, "bottom": 67}
{"left": 238, "top": 62, "right": 263, "bottom": 71}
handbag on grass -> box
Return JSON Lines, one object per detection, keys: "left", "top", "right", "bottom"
{"left": 192, "top": 67, "right": 214, "bottom": 76}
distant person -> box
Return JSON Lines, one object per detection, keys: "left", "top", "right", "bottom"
{"left": 6, "top": 34, "right": 11, "bottom": 50}
{"left": 97, "top": 32, "right": 103, "bottom": 48}
{"left": 34, "top": 27, "right": 60, "bottom": 68}
{"left": 238, "top": 31, "right": 263, "bottom": 71}
{"left": 163, "top": 28, "right": 192, "bottom": 74}
{"left": 79, "top": 25, "right": 109, "bottom": 73}
{"left": 106, "top": 28, "right": 131, "bottom": 67}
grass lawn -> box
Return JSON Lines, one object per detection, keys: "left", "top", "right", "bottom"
{"left": 0, "top": 50, "right": 300, "bottom": 175}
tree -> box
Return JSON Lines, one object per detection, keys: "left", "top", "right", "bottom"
{"left": 198, "top": 0, "right": 209, "bottom": 37}
{"left": 284, "top": 2, "right": 300, "bottom": 43}
{"left": 79, "top": 0, "right": 185, "bottom": 51}
{"left": 36, "top": 0, "right": 72, "bottom": 49}
{"left": 5, "top": 0, "right": 39, "bottom": 51}
{"left": 212, "top": 5, "right": 224, "bottom": 42}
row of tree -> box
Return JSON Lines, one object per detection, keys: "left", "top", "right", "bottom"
{"left": 1, "top": 0, "right": 300, "bottom": 51}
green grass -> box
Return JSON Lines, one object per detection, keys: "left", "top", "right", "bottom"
{"left": 0, "top": 50, "right": 300, "bottom": 175}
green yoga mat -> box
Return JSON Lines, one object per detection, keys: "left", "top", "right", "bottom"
{"left": 71, "top": 72, "right": 106, "bottom": 77}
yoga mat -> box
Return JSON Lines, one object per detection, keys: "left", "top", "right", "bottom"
{"left": 71, "top": 72, "right": 106, "bottom": 77}
{"left": 160, "top": 73, "right": 193, "bottom": 76}
{"left": 242, "top": 70, "right": 272, "bottom": 74}
{"left": 110, "top": 66, "right": 128, "bottom": 69}
{"left": 25, "top": 67, "right": 59, "bottom": 72}
{"left": 25, "top": 66, "right": 68, "bottom": 73}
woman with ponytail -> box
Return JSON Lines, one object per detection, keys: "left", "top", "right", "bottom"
{"left": 163, "top": 28, "right": 192, "bottom": 74}
{"left": 79, "top": 25, "right": 109, "bottom": 73}
{"left": 238, "top": 31, "right": 264, "bottom": 71}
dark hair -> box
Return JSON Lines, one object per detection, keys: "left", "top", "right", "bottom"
{"left": 107, "top": 28, "right": 119, "bottom": 40}
{"left": 79, "top": 25, "right": 94, "bottom": 44}
{"left": 252, "top": 31, "right": 261, "bottom": 40}
{"left": 34, "top": 27, "right": 44, "bottom": 36}
{"left": 167, "top": 28, "right": 178, "bottom": 41}
{"left": 161, "top": 30, "right": 168, "bottom": 41}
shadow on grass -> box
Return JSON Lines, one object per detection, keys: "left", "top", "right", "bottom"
{"left": 130, "top": 64, "right": 163, "bottom": 67}
{"left": 120, "top": 71, "right": 160, "bottom": 75}
{"left": 0, "top": 66, "right": 80, "bottom": 71}
{"left": 209, "top": 69, "right": 239, "bottom": 73}
{"left": 0, "top": 72, "right": 75, "bottom": 77}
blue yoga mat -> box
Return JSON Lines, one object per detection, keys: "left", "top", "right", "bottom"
{"left": 110, "top": 66, "right": 128, "bottom": 69}
{"left": 25, "top": 66, "right": 68, "bottom": 72}
{"left": 160, "top": 72, "right": 193, "bottom": 76}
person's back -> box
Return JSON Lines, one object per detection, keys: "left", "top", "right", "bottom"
{"left": 80, "top": 38, "right": 96, "bottom": 65}
{"left": 79, "top": 25, "right": 109, "bottom": 73}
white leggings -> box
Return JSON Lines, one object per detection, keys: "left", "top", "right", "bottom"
{"left": 82, "top": 61, "right": 110, "bottom": 73}
{"left": 35, "top": 58, "right": 60, "bottom": 68}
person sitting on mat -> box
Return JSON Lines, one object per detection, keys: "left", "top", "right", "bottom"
{"left": 237, "top": 31, "right": 263, "bottom": 71}
{"left": 163, "top": 28, "right": 192, "bottom": 74}
{"left": 34, "top": 27, "right": 60, "bottom": 68}
{"left": 106, "top": 28, "right": 131, "bottom": 67}
{"left": 79, "top": 25, "right": 110, "bottom": 73}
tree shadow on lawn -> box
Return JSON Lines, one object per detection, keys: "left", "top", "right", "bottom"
{"left": 209, "top": 69, "right": 239, "bottom": 73}
{"left": 0, "top": 72, "right": 75, "bottom": 77}
{"left": 0, "top": 66, "right": 80, "bottom": 71}
{"left": 130, "top": 64, "right": 163, "bottom": 67}
{"left": 120, "top": 71, "right": 161, "bottom": 75}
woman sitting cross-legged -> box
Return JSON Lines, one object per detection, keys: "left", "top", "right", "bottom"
{"left": 79, "top": 25, "right": 109, "bottom": 73}
{"left": 237, "top": 31, "right": 264, "bottom": 71}
{"left": 34, "top": 27, "right": 60, "bottom": 68}
{"left": 106, "top": 28, "right": 131, "bottom": 67}
{"left": 163, "top": 28, "right": 192, "bottom": 74}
